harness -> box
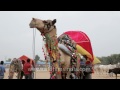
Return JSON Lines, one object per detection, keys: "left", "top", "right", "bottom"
{"left": 39, "top": 22, "right": 61, "bottom": 79}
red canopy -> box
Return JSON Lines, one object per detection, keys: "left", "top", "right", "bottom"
{"left": 63, "top": 30, "right": 94, "bottom": 61}
{"left": 18, "top": 55, "right": 35, "bottom": 65}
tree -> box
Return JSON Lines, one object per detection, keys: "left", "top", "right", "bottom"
{"left": 35, "top": 55, "right": 40, "bottom": 63}
{"left": 98, "top": 53, "right": 120, "bottom": 65}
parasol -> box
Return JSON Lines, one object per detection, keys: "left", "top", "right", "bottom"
{"left": 63, "top": 30, "right": 94, "bottom": 62}
{"left": 18, "top": 55, "right": 34, "bottom": 64}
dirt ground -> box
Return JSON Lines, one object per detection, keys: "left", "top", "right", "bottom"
{"left": 4, "top": 69, "right": 120, "bottom": 79}
{"left": 4, "top": 70, "right": 50, "bottom": 79}
{"left": 92, "top": 73, "right": 120, "bottom": 79}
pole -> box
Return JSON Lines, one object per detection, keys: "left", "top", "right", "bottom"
{"left": 33, "top": 28, "right": 36, "bottom": 79}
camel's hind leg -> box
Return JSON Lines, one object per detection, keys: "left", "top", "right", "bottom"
{"left": 17, "top": 71, "right": 21, "bottom": 79}
{"left": 8, "top": 64, "right": 15, "bottom": 79}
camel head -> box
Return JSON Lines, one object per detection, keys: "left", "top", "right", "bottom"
{"left": 29, "top": 18, "right": 57, "bottom": 35}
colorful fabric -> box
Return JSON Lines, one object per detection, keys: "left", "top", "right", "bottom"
{"left": 63, "top": 31, "right": 94, "bottom": 61}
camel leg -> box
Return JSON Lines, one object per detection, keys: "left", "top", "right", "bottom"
{"left": 116, "top": 74, "right": 117, "bottom": 79}
{"left": 8, "top": 72, "right": 14, "bottom": 79}
{"left": 17, "top": 71, "right": 21, "bottom": 79}
{"left": 66, "top": 71, "right": 71, "bottom": 79}
{"left": 59, "top": 49, "right": 71, "bottom": 79}
{"left": 112, "top": 72, "right": 113, "bottom": 77}
{"left": 79, "top": 73, "right": 82, "bottom": 79}
{"left": 56, "top": 73, "right": 62, "bottom": 79}
{"left": 80, "top": 72, "right": 84, "bottom": 79}
{"left": 80, "top": 74, "right": 83, "bottom": 79}
{"left": 85, "top": 73, "right": 92, "bottom": 79}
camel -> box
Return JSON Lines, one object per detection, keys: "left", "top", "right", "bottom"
{"left": 8, "top": 58, "right": 23, "bottom": 79}
{"left": 29, "top": 18, "right": 81, "bottom": 79}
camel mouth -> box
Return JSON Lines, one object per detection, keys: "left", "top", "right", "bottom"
{"left": 30, "top": 26, "right": 33, "bottom": 28}
{"left": 29, "top": 23, "right": 34, "bottom": 28}
{"left": 29, "top": 25, "right": 33, "bottom": 28}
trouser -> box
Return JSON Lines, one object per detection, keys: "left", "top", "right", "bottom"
{"left": 0, "top": 76, "right": 4, "bottom": 79}
{"left": 20, "top": 71, "right": 24, "bottom": 79}
{"left": 83, "top": 73, "right": 92, "bottom": 79}
{"left": 31, "top": 72, "right": 34, "bottom": 79}
{"left": 24, "top": 74, "right": 32, "bottom": 79}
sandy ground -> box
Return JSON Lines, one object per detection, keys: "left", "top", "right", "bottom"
{"left": 4, "top": 69, "right": 50, "bottom": 79}
{"left": 4, "top": 69, "right": 120, "bottom": 79}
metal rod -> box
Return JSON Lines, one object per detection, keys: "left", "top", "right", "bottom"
{"left": 33, "top": 28, "right": 36, "bottom": 79}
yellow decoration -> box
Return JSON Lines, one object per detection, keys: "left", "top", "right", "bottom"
{"left": 76, "top": 44, "right": 101, "bottom": 65}
{"left": 76, "top": 44, "right": 93, "bottom": 60}
{"left": 52, "top": 52, "right": 56, "bottom": 60}
{"left": 93, "top": 56, "right": 101, "bottom": 64}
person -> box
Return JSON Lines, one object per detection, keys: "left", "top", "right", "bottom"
{"left": 82, "top": 55, "right": 92, "bottom": 79}
{"left": 20, "top": 60, "right": 25, "bottom": 79}
{"left": 23, "top": 59, "right": 32, "bottom": 79}
{"left": 80, "top": 58, "right": 86, "bottom": 68}
{"left": 80, "top": 57, "right": 86, "bottom": 79}
{"left": 0, "top": 61, "right": 6, "bottom": 79}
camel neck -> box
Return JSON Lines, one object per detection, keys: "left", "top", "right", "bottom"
{"left": 44, "top": 28, "right": 57, "bottom": 38}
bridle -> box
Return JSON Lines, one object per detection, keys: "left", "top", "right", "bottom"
{"left": 34, "top": 20, "right": 62, "bottom": 78}
{"left": 35, "top": 20, "right": 56, "bottom": 36}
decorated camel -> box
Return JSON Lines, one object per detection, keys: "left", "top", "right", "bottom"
{"left": 29, "top": 18, "right": 81, "bottom": 79}
{"left": 8, "top": 58, "right": 35, "bottom": 79}
{"left": 8, "top": 58, "right": 23, "bottom": 79}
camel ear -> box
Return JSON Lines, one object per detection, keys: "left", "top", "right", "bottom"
{"left": 52, "top": 19, "right": 56, "bottom": 25}
{"left": 32, "top": 18, "right": 36, "bottom": 20}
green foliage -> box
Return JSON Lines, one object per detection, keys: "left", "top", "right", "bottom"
{"left": 98, "top": 54, "right": 120, "bottom": 65}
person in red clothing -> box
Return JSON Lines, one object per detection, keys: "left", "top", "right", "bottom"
{"left": 23, "top": 58, "right": 32, "bottom": 79}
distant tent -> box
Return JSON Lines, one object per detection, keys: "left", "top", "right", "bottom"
{"left": 18, "top": 55, "right": 35, "bottom": 64}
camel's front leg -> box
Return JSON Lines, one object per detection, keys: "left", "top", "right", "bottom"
{"left": 66, "top": 71, "right": 71, "bottom": 79}
{"left": 17, "top": 71, "right": 21, "bottom": 79}
{"left": 8, "top": 72, "right": 14, "bottom": 79}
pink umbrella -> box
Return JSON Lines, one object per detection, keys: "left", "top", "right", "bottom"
{"left": 61, "top": 30, "right": 94, "bottom": 62}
